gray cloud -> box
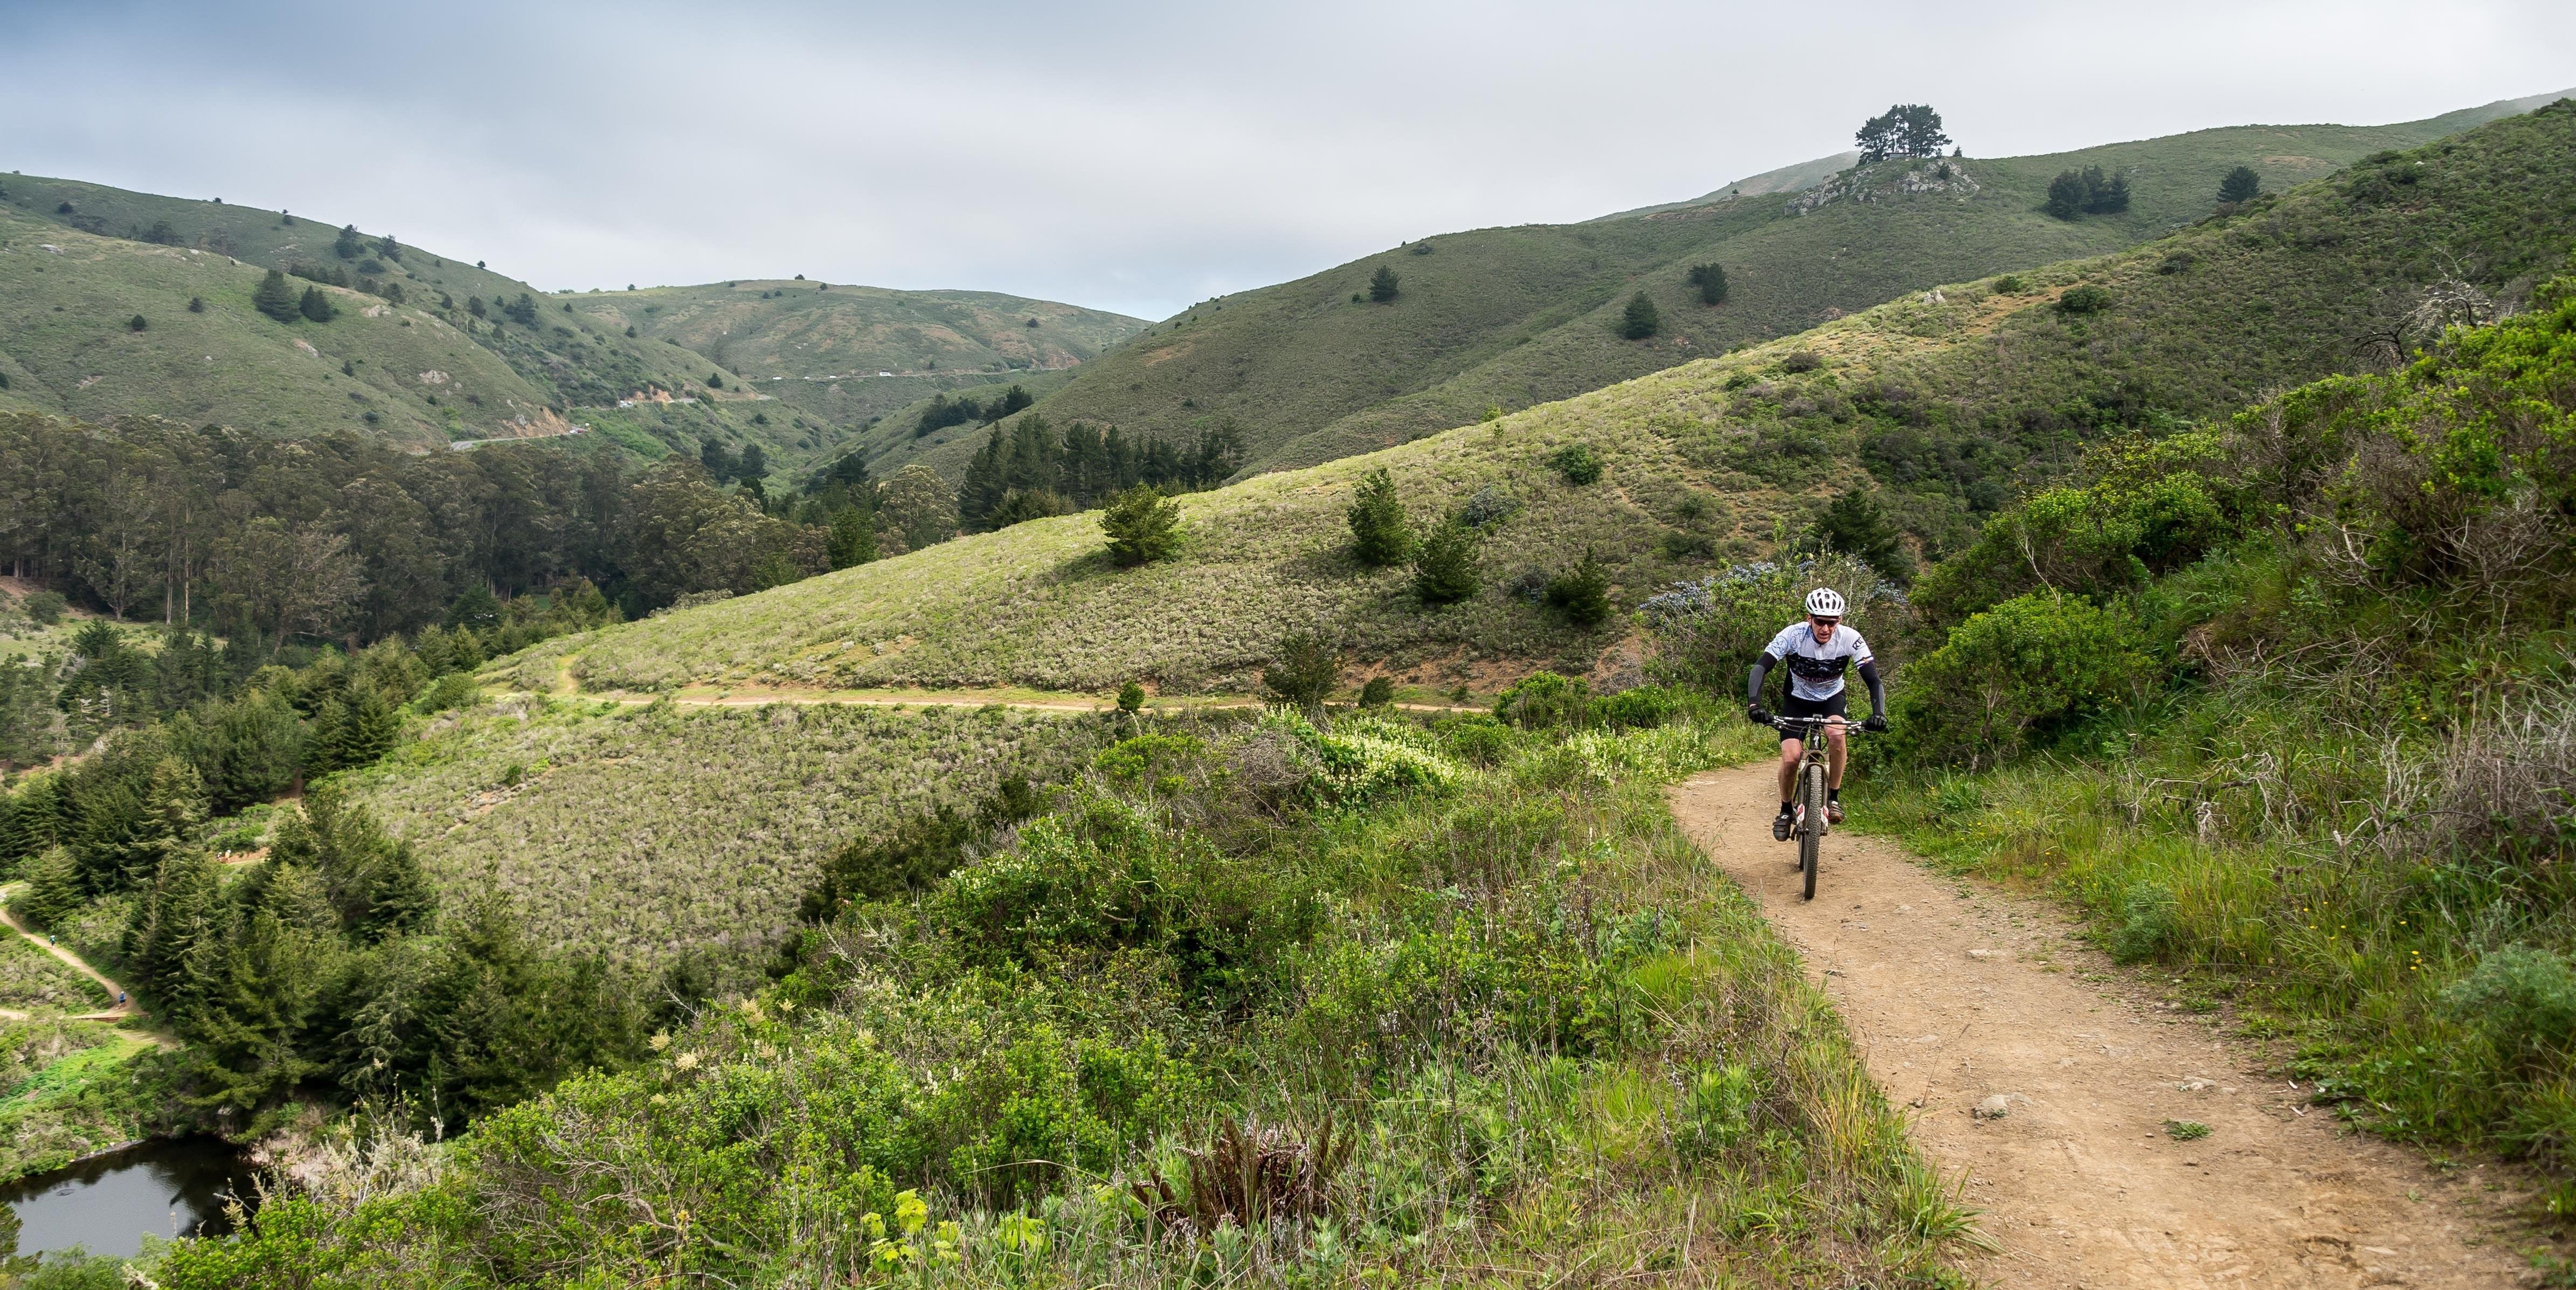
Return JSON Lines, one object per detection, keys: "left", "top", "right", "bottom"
{"left": 5, "top": 0, "right": 2570, "bottom": 318}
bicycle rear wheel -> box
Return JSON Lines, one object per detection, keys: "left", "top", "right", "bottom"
{"left": 1799, "top": 762, "right": 1825, "bottom": 900}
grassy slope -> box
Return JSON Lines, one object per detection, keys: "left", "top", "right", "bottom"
{"left": 500, "top": 99, "right": 2576, "bottom": 698}
{"left": 856, "top": 92, "right": 2568, "bottom": 484}
{"left": 345, "top": 697, "right": 1107, "bottom": 970}
{"left": 0, "top": 176, "right": 821, "bottom": 467}
{"left": 597, "top": 280, "right": 1144, "bottom": 434}
{"left": 164, "top": 716, "right": 1985, "bottom": 1286}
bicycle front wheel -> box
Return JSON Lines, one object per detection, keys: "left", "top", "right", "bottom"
{"left": 1799, "top": 762, "right": 1825, "bottom": 900}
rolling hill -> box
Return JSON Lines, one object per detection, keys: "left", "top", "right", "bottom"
{"left": 593, "top": 280, "right": 1144, "bottom": 434}
{"left": 0, "top": 175, "right": 1134, "bottom": 471}
{"left": 498, "top": 95, "right": 2576, "bottom": 698}
{"left": 845, "top": 87, "right": 2570, "bottom": 485}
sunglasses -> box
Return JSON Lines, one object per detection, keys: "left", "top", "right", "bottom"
{"left": 1809, "top": 616, "right": 1841, "bottom": 627}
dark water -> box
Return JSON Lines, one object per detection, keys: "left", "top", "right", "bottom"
{"left": 0, "top": 1138, "right": 257, "bottom": 1258}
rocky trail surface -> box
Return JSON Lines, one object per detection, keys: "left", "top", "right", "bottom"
{"left": 1672, "top": 764, "right": 2543, "bottom": 1288}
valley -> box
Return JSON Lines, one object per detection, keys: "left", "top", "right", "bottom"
{"left": 1, "top": 73, "right": 2573, "bottom": 1289}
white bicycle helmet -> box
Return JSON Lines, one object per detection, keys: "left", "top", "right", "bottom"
{"left": 1805, "top": 587, "right": 1846, "bottom": 616}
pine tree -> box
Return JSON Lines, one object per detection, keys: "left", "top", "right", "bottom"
{"left": 1546, "top": 550, "right": 1612, "bottom": 626}
{"left": 1411, "top": 515, "right": 1480, "bottom": 605}
{"left": 2218, "top": 165, "right": 2261, "bottom": 205}
{"left": 253, "top": 268, "right": 301, "bottom": 322}
{"left": 19, "top": 846, "right": 84, "bottom": 930}
{"left": 1345, "top": 468, "right": 1414, "bottom": 566}
{"left": 1369, "top": 264, "right": 1400, "bottom": 303}
{"left": 1263, "top": 633, "right": 1340, "bottom": 711}
{"left": 1808, "top": 484, "right": 1916, "bottom": 584}
{"left": 331, "top": 688, "right": 400, "bottom": 769}
{"left": 826, "top": 507, "right": 877, "bottom": 570}
{"left": 1100, "top": 485, "right": 1183, "bottom": 566}
{"left": 1687, "top": 263, "right": 1728, "bottom": 306}
{"left": 1621, "top": 292, "right": 1661, "bottom": 340}
{"left": 299, "top": 286, "right": 336, "bottom": 323}
{"left": 335, "top": 224, "right": 365, "bottom": 259}
{"left": 2045, "top": 170, "right": 2087, "bottom": 220}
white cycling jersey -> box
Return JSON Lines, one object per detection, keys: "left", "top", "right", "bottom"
{"left": 1763, "top": 621, "right": 1873, "bottom": 702}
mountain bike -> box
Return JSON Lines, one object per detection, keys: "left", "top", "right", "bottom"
{"left": 1768, "top": 715, "right": 1871, "bottom": 901}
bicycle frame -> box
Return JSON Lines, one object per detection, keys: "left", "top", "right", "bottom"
{"left": 1768, "top": 715, "right": 1865, "bottom": 900}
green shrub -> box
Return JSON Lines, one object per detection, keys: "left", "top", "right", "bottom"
{"left": 1675, "top": 1064, "right": 1755, "bottom": 1161}
{"left": 1411, "top": 515, "right": 1480, "bottom": 604}
{"left": 2108, "top": 880, "right": 2179, "bottom": 963}
{"left": 1545, "top": 551, "right": 1612, "bottom": 626}
{"left": 1369, "top": 265, "right": 1400, "bottom": 302}
{"left": 1494, "top": 671, "right": 1590, "bottom": 729}
{"left": 2443, "top": 947, "right": 2576, "bottom": 1074}
{"left": 1116, "top": 680, "right": 1145, "bottom": 714}
{"left": 1595, "top": 685, "right": 1681, "bottom": 731}
{"left": 1431, "top": 712, "right": 1511, "bottom": 766}
{"left": 1890, "top": 593, "right": 2145, "bottom": 768}
{"left": 1359, "top": 676, "right": 1395, "bottom": 708}
{"left": 1099, "top": 484, "right": 1182, "bottom": 567}
{"left": 1552, "top": 443, "right": 1602, "bottom": 485}
{"left": 1346, "top": 468, "right": 1414, "bottom": 566}
{"left": 1263, "top": 632, "right": 1340, "bottom": 710}
{"left": 1910, "top": 431, "right": 2240, "bottom": 629}
{"left": 20, "top": 592, "right": 66, "bottom": 626}
{"left": 2056, "top": 285, "right": 2114, "bottom": 315}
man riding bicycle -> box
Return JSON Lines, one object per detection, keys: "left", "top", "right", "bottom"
{"left": 1746, "top": 588, "right": 1887, "bottom": 841}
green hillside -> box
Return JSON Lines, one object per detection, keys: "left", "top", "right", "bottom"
{"left": 0, "top": 176, "right": 852, "bottom": 467}
{"left": 348, "top": 697, "right": 1106, "bottom": 970}
{"left": 594, "top": 280, "right": 1144, "bottom": 433}
{"left": 503, "top": 97, "right": 2576, "bottom": 697}
{"left": 850, "top": 89, "right": 2568, "bottom": 484}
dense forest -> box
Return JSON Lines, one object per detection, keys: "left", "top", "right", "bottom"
{"left": 0, "top": 413, "right": 916, "bottom": 642}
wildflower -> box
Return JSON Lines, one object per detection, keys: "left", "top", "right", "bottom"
{"left": 675, "top": 1052, "right": 700, "bottom": 1071}
{"left": 648, "top": 1031, "right": 671, "bottom": 1052}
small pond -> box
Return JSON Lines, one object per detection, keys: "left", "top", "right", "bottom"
{"left": 0, "top": 1137, "right": 257, "bottom": 1258}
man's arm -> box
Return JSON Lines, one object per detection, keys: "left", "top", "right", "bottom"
{"left": 1858, "top": 659, "right": 1888, "bottom": 729}
{"left": 1747, "top": 652, "right": 1780, "bottom": 720}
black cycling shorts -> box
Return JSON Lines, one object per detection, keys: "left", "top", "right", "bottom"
{"left": 1777, "top": 690, "right": 1847, "bottom": 743}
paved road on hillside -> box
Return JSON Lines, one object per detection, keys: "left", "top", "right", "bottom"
{"left": 1672, "top": 764, "right": 2533, "bottom": 1289}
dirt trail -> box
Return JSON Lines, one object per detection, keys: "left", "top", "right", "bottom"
{"left": 1671, "top": 764, "right": 2536, "bottom": 1289}
{"left": 0, "top": 896, "right": 140, "bottom": 1022}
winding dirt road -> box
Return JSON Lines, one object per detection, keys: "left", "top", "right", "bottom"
{"left": 0, "top": 896, "right": 139, "bottom": 1022}
{"left": 1671, "top": 764, "right": 2538, "bottom": 1289}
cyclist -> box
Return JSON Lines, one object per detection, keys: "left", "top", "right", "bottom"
{"left": 1746, "top": 588, "right": 1887, "bottom": 840}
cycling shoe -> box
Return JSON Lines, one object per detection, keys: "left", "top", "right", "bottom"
{"left": 1771, "top": 812, "right": 1792, "bottom": 842}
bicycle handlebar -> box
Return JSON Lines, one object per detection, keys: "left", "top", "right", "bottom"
{"left": 1763, "top": 715, "right": 1877, "bottom": 733}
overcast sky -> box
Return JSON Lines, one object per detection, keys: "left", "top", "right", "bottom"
{"left": 5, "top": 1, "right": 2571, "bottom": 321}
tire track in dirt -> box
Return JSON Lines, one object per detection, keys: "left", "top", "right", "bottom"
{"left": 1671, "top": 764, "right": 2537, "bottom": 1289}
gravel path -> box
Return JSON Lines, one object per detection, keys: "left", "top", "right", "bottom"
{"left": 1671, "top": 764, "right": 2538, "bottom": 1289}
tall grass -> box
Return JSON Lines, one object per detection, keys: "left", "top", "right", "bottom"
{"left": 158, "top": 714, "right": 1985, "bottom": 1287}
